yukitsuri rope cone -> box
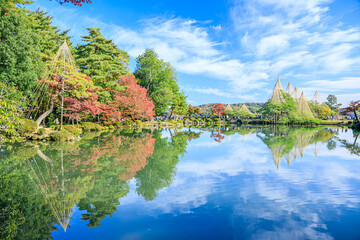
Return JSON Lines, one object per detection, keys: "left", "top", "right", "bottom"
{"left": 270, "top": 78, "right": 285, "bottom": 103}
{"left": 285, "top": 82, "right": 294, "bottom": 95}
{"left": 292, "top": 87, "right": 301, "bottom": 100}
{"left": 28, "top": 40, "right": 92, "bottom": 128}
{"left": 296, "top": 92, "right": 314, "bottom": 119}
{"left": 27, "top": 40, "right": 76, "bottom": 124}
{"left": 312, "top": 90, "right": 322, "bottom": 105}
{"left": 240, "top": 104, "right": 251, "bottom": 113}
{"left": 225, "top": 104, "right": 233, "bottom": 112}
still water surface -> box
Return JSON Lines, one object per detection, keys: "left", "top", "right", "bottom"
{"left": 1, "top": 126, "right": 360, "bottom": 239}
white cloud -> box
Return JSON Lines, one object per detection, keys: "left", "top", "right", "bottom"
{"left": 304, "top": 77, "right": 360, "bottom": 90}
{"left": 186, "top": 87, "right": 234, "bottom": 98}
{"left": 211, "top": 25, "right": 222, "bottom": 31}
{"left": 256, "top": 34, "right": 290, "bottom": 57}
{"left": 29, "top": 0, "right": 360, "bottom": 103}
{"left": 116, "top": 128, "right": 360, "bottom": 239}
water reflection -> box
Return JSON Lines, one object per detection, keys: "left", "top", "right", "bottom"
{"left": 337, "top": 130, "right": 360, "bottom": 156}
{"left": 0, "top": 126, "right": 359, "bottom": 239}
{"left": 257, "top": 127, "right": 335, "bottom": 168}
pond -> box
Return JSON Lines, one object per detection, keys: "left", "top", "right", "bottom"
{"left": 1, "top": 126, "right": 360, "bottom": 240}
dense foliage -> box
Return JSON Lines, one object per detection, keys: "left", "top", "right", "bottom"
{"left": 342, "top": 100, "right": 360, "bottom": 123}
{"left": 187, "top": 104, "right": 203, "bottom": 116}
{"left": 134, "top": 49, "right": 182, "bottom": 116}
{"left": 0, "top": 82, "right": 25, "bottom": 141}
{"left": 199, "top": 102, "right": 263, "bottom": 115}
{"left": 76, "top": 28, "right": 130, "bottom": 102}
{"left": 0, "top": 129, "right": 200, "bottom": 237}
{"left": 0, "top": 0, "right": 190, "bottom": 136}
{"left": 211, "top": 104, "right": 225, "bottom": 118}
{"left": 326, "top": 94, "right": 342, "bottom": 112}
{"left": 105, "top": 75, "right": 155, "bottom": 122}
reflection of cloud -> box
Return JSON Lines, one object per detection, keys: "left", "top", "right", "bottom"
{"left": 119, "top": 128, "right": 360, "bottom": 238}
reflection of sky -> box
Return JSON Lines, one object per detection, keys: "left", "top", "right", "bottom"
{"left": 52, "top": 128, "right": 360, "bottom": 240}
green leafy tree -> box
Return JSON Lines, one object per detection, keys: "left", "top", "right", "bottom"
{"left": 187, "top": 104, "right": 202, "bottom": 117}
{"left": 309, "top": 102, "right": 335, "bottom": 119}
{"left": 261, "top": 93, "right": 297, "bottom": 122}
{"left": 224, "top": 109, "right": 234, "bottom": 117}
{"left": 0, "top": 82, "right": 26, "bottom": 141}
{"left": 0, "top": 0, "right": 44, "bottom": 97}
{"left": 170, "top": 92, "right": 188, "bottom": 117}
{"left": 235, "top": 109, "right": 255, "bottom": 119}
{"left": 76, "top": 28, "right": 130, "bottom": 101}
{"left": 29, "top": 9, "right": 72, "bottom": 63}
{"left": 134, "top": 49, "right": 180, "bottom": 115}
{"left": 326, "top": 94, "right": 342, "bottom": 112}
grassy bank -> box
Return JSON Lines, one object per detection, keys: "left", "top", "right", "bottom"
{"left": 1, "top": 118, "right": 356, "bottom": 144}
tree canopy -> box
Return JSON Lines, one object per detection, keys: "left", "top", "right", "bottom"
{"left": 134, "top": 49, "right": 180, "bottom": 116}
{"left": 326, "top": 94, "right": 341, "bottom": 112}
{"left": 76, "top": 28, "right": 130, "bottom": 102}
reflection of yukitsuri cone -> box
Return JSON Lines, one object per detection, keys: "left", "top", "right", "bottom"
{"left": 300, "top": 147, "right": 306, "bottom": 157}
{"left": 298, "top": 132, "right": 313, "bottom": 157}
{"left": 271, "top": 78, "right": 285, "bottom": 103}
{"left": 312, "top": 142, "right": 321, "bottom": 157}
{"left": 285, "top": 153, "right": 293, "bottom": 165}
{"left": 25, "top": 152, "right": 76, "bottom": 232}
{"left": 242, "top": 135, "right": 247, "bottom": 142}
{"left": 286, "top": 82, "right": 294, "bottom": 95}
{"left": 291, "top": 147, "right": 300, "bottom": 159}
{"left": 227, "top": 135, "right": 231, "bottom": 142}
{"left": 271, "top": 145, "right": 285, "bottom": 169}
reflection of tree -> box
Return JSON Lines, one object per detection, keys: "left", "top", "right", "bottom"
{"left": 0, "top": 128, "right": 201, "bottom": 237}
{"left": 203, "top": 126, "right": 255, "bottom": 142}
{"left": 135, "top": 130, "right": 200, "bottom": 201}
{"left": 258, "top": 127, "right": 335, "bottom": 169}
{"left": 77, "top": 132, "right": 155, "bottom": 227}
{"left": 210, "top": 127, "right": 225, "bottom": 142}
{"left": 0, "top": 144, "right": 57, "bottom": 240}
{"left": 0, "top": 130, "right": 156, "bottom": 236}
{"left": 337, "top": 130, "right": 360, "bottom": 156}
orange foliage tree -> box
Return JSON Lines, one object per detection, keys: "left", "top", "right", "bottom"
{"left": 103, "top": 75, "right": 155, "bottom": 123}
{"left": 211, "top": 104, "right": 225, "bottom": 118}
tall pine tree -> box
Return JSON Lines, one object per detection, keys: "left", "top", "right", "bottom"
{"left": 76, "top": 28, "right": 130, "bottom": 101}
{"left": 29, "top": 9, "right": 73, "bottom": 63}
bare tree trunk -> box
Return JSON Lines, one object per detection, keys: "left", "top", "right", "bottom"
{"left": 146, "top": 70, "right": 152, "bottom": 97}
{"left": 36, "top": 91, "right": 59, "bottom": 126}
{"left": 354, "top": 110, "right": 359, "bottom": 123}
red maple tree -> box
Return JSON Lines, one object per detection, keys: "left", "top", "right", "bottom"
{"left": 64, "top": 94, "right": 102, "bottom": 123}
{"left": 105, "top": 75, "right": 155, "bottom": 122}
{"left": 211, "top": 104, "right": 225, "bottom": 118}
{"left": 343, "top": 100, "right": 360, "bottom": 123}
{"left": 55, "top": 0, "right": 91, "bottom": 6}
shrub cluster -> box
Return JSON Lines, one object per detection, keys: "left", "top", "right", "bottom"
{"left": 17, "top": 119, "right": 38, "bottom": 136}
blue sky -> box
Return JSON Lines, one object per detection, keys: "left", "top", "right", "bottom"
{"left": 27, "top": 0, "right": 360, "bottom": 106}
